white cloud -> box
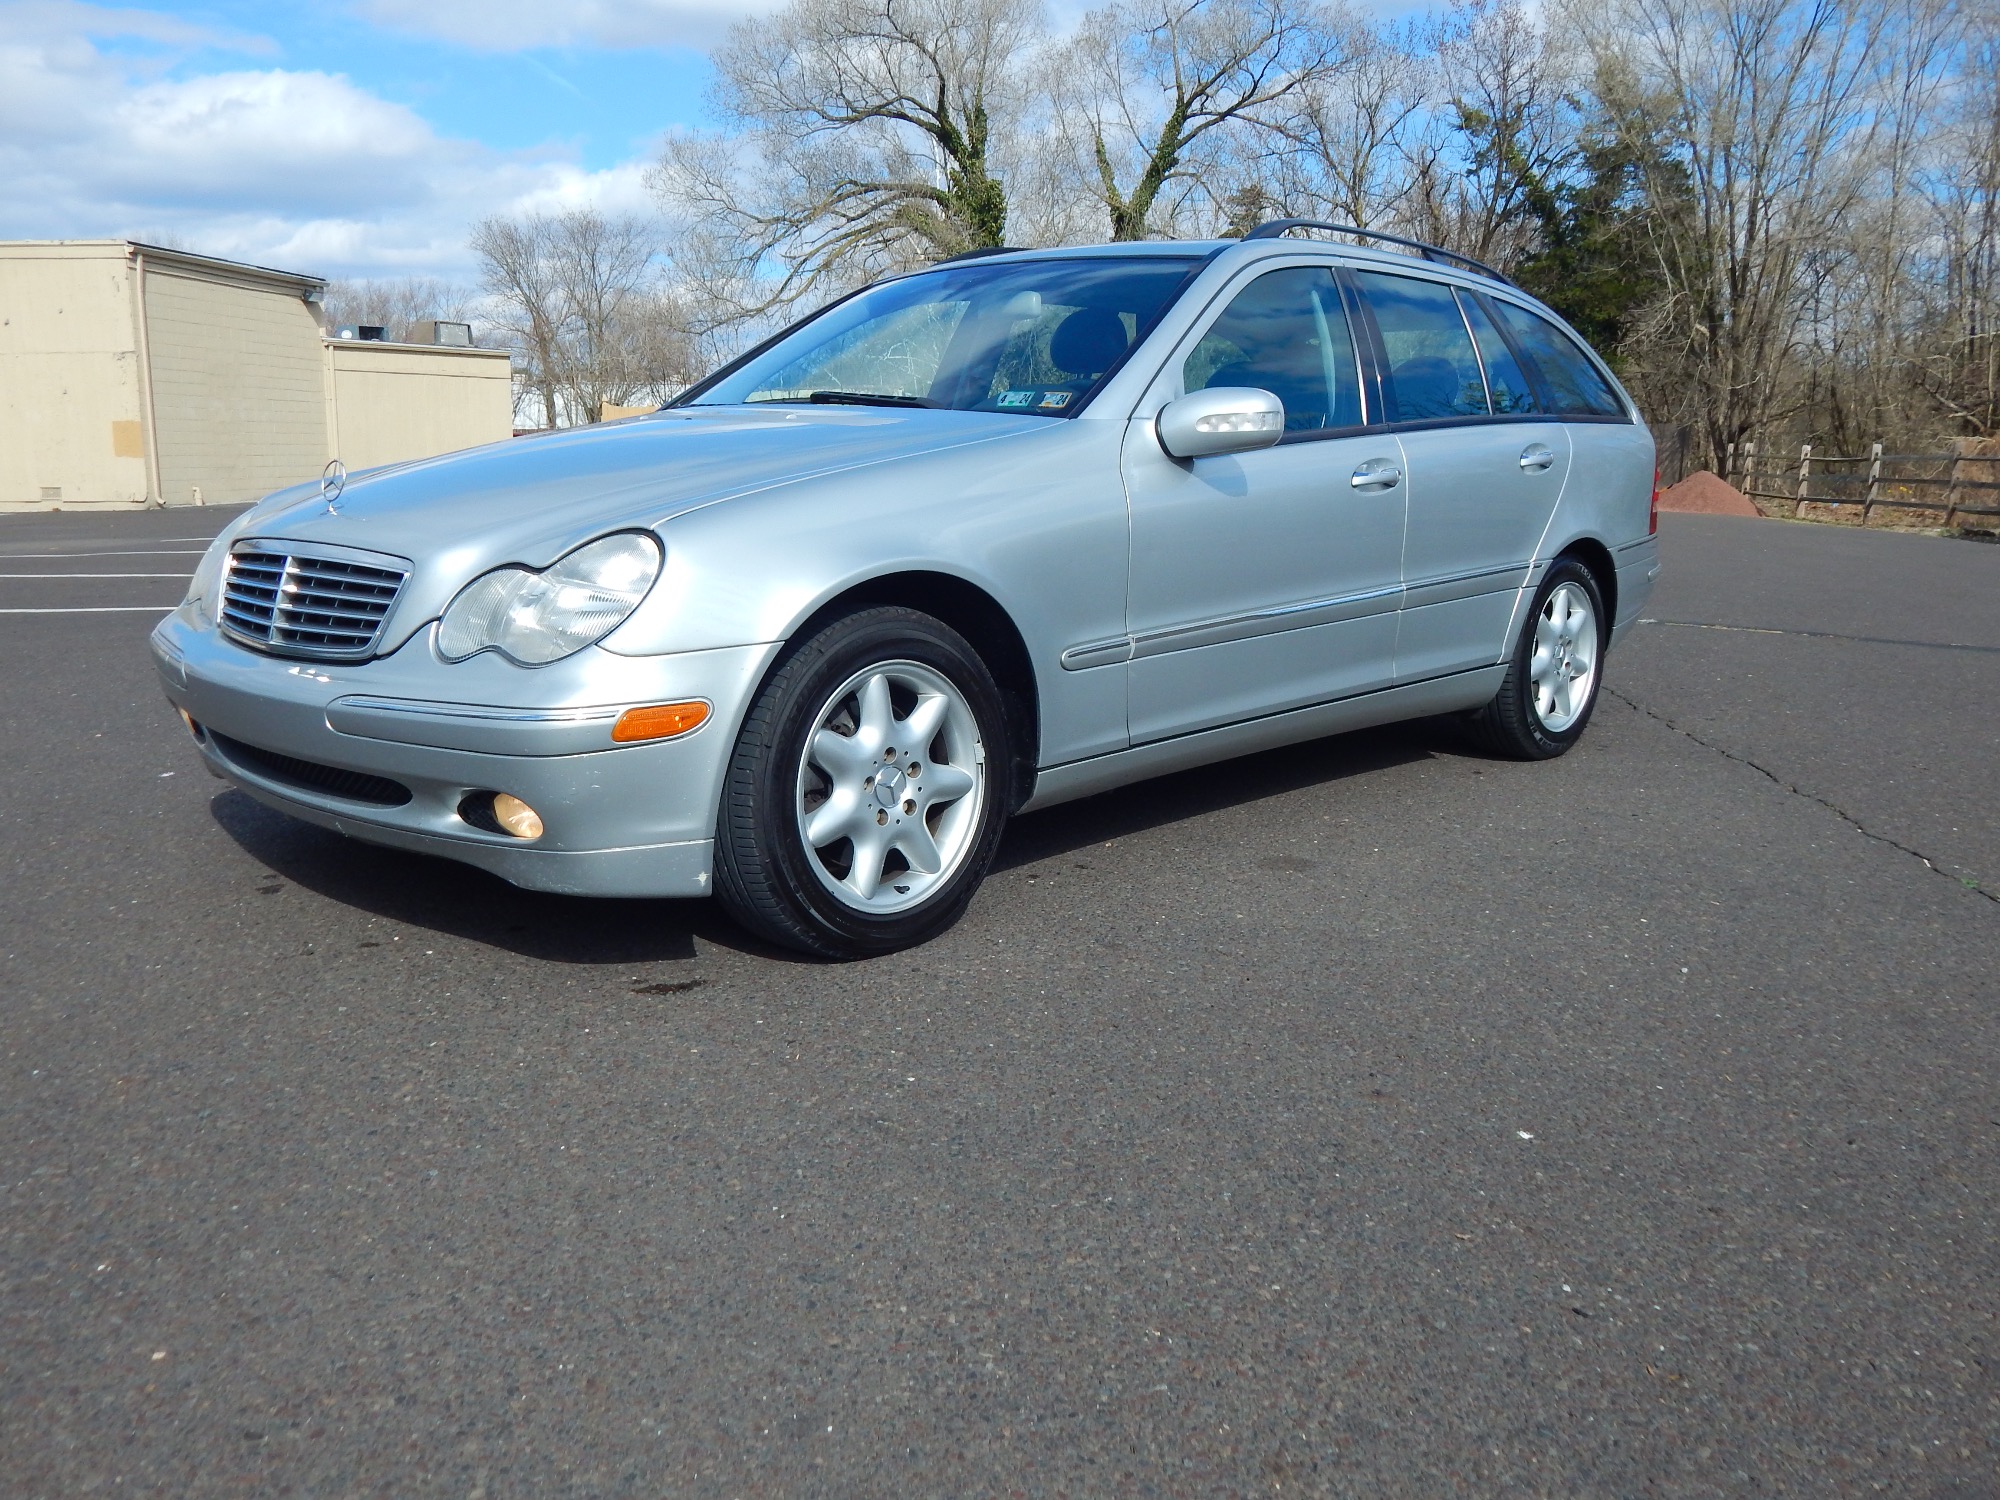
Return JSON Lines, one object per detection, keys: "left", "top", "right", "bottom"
{"left": 0, "top": 1, "right": 667, "bottom": 280}
{"left": 355, "top": 0, "right": 773, "bottom": 53}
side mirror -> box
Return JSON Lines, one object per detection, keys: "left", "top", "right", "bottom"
{"left": 1155, "top": 386, "right": 1286, "bottom": 460}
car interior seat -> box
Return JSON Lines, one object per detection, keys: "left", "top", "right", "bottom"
{"left": 1390, "top": 355, "right": 1470, "bottom": 419}
{"left": 1048, "top": 308, "right": 1131, "bottom": 379}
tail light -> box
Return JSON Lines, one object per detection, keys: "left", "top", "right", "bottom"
{"left": 1649, "top": 468, "right": 1660, "bottom": 535}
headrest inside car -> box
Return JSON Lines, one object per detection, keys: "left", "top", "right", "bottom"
{"left": 1049, "top": 308, "right": 1130, "bottom": 377}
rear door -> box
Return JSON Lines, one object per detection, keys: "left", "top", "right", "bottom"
{"left": 1347, "top": 268, "right": 1572, "bottom": 682}
{"left": 1484, "top": 293, "right": 1656, "bottom": 554}
{"left": 1121, "top": 263, "right": 1407, "bottom": 743}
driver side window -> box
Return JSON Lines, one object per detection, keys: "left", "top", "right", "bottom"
{"left": 1183, "top": 267, "right": 1363, "bottom": 433}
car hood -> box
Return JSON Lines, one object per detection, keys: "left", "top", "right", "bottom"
{"left": 246, "top": 405, "right": 1042, "bottom": 563}
{"left": 227, "top": 405, "right": 1046, "bottom": 650}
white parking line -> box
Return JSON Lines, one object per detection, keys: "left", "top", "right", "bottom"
{"left": 0, "top": 572, "right": 195, "bottom": 579}
{"left": 0, "top": 606, "right": 179, "bottom": 614}
{"left": 10, "top": 537, "right": 224, "bottom": 544}
{"left": 0, "top": 549, "right": 209, "bottom": 558}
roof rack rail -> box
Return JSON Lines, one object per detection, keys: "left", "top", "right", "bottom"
{"left": 1242, "top": 219, "right": 1516, "bottom": 288}
{"left": 931, "top": 245, "right": 1027, "bottom": 265}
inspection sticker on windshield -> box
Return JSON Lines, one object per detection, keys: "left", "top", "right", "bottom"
{"left": 1038, "top": 391, "right": 1073, "bottom": 409}
{"left": 996, "top": 390, "right": 1035, "bottom": 408}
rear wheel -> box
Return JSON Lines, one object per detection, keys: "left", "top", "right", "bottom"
{"left": 714, "top": 607, "right": 1012, "bottom": 957}
{"left": 1467, "top": 557, "right": 1606, "bottom": 759}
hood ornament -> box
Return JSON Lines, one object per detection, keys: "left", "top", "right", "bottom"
{"left": 321, "top": 458, "right": 346, "bottom": 513}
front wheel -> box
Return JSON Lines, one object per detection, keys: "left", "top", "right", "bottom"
{"left": 713, "top": 607, "right": 1013, "bottom": 958}
{"left": 1466, "top": 558, "right": 1607, "bottom": 759}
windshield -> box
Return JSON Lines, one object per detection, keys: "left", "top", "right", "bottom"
{"left": 682, "top": 256, "right": 1200, "bottom": 416}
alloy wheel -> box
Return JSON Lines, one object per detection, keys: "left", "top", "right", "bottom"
{"left": 1530, "top": 580, "right": 1599, "bottom": 733}
{"left": 794, "top": 660, "right": 987, "bottom": 914}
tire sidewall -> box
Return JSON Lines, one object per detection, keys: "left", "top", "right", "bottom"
{"left": 1513, "top": 560, "right": 1607, "bottom": 756}
{"left": 735, "top": 609, "right": 1013, "bottom": 956}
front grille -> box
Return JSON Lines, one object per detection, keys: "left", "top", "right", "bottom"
{"left": 220, "top": 546, "right": 407, "bottom": 660}
{"left": 209, "top": 732, "right": 413, "bottom": 807}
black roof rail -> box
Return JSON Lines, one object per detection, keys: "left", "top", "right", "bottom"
{"left": 1242, "top": 219, "right": 1516, "bottom": 288}
{"left": 931, "top": 245, "right": 1027, "bottom": 265}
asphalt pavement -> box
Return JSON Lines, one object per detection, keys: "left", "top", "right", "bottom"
{"left": 2, "top": 508, "right": 1995, "bottom": 1496}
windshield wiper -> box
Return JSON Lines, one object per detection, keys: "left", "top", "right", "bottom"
{"left": 802, "top": 390, "right": 936, "bottom": 408}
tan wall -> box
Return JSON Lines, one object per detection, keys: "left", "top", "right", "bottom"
{"left": 144, "top": 265, "right": 328, "bottom": 507}
{"left": 0, "top": 244, "right": 149, "bottom": 509}
{"left": 325, "top": 341, "right": 515, "bottom": 472}
{"left": 1, "top": 241, "right": 518, "bottom": 513}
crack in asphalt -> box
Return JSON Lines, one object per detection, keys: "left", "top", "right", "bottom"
{"left": 1636, "top": 617, "right": 2000, "bottom": 656}
{"left": 1603, "top": 683, "right": 1998, "bottom": 906}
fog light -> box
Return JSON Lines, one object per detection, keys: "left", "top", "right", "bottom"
{"left": 492, "top": 793, "right": 544, "bottom": 840}
{"left": 611, "top": 700, "right": 710, "bottom": 743}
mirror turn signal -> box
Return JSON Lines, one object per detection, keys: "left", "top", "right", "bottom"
{"left": 1156, "top": 387, "right": 1287, "bottom": 460}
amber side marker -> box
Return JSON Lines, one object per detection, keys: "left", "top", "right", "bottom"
{"left": 611, "top": 700, "right": 711, "bottom": 743}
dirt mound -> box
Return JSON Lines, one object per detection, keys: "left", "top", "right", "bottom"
{"left": 1658, "top": 470, "right": 1760, "bottom": 516}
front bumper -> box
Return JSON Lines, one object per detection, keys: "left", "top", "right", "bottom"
{"left": 150, "top": 603, "right": 780, "bottom": 898}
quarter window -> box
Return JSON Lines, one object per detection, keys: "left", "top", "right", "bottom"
{"left": 1353, "top": 271, "right": 1490, "bottom": 422}
{"left": 1488, "top": 300, "right": 1626, "bottom": 417}
{"left": 1458, "top": 292, "right": 1538, "bottom": 415}
{"left": 1183, "top": 267, "right": 1363, "bottom": 433}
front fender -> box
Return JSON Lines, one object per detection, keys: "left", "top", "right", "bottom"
{"left": 603, "top": 420, "right": 1135, "bottom": 766}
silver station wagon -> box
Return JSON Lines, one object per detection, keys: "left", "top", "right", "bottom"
{"left": 151, "top": 222, "right": 1660, "bottom": 957}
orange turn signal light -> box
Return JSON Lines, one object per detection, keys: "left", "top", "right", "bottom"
{"left": 611, "top": 700, "right": 711, "bottom": 743}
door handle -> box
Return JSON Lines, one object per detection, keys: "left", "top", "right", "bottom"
{"left": 1519, "top": 443, "right": 1556, "bottom": 472}
{"left": 1350, "top": 459, "right": 1402, "bottom": 490}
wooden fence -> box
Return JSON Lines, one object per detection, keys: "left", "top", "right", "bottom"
{"left": 1723, "top": 439, "right": 2000, "bottom": 529}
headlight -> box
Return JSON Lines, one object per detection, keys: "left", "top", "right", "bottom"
{"left": 185, "top": 534, "right": 231, "bottom": 624}
{"left": 437, "top": 532, "right": 662, "bottom": 666}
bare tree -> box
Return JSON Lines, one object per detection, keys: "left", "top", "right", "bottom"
{"left": 1573, "top": 0, "right": 1901, "bottom": 466}
{"left": 1912, "top": 1, "right": 1999, "bottom": 436}
{"left": 653, "top": 0, "right": 1042, "bottom": 312}
{"left": 472, "top": 216, "right": 570, "bottom": 429}
{"left": 1416, "top": 0, "right": 1583, "bottom": 271}
{"left": 1255, "top": 12, "right": 1434, "bottom": 230}
{"left": 1052, "top": 0, "right": 1348, "bottom": 241}
{"left": 473, "top": 210, "right": 698, "bottom": 429}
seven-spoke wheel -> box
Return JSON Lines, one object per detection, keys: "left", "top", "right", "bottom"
{"left": 796, "top": 661, "right": 986, "bottom": 914}
{"left": 714, "top": 607, "right": 1012, "bottom": 957}
{"left": 1467, "top": 557, "right": 1607, "bottom": 759}
{"left": 1529, "top": 581, "right": 1599, "bottom": 734}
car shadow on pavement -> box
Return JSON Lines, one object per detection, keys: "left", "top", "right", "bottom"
{"left": 206, "top": 716, "right": 1467, "bottom": 963}
{"left": 208, "top": 789, "right": 713, "bottom": 965}
{"left": 996, "top": 716, "right": 1459, "bottom": 872}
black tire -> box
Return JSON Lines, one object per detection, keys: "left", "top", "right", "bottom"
{"left": 713, "top": 606, "right": 1014, "bottom": 958}
{"left": 1466, "top": 557, "right": 1608, "bottom": 760}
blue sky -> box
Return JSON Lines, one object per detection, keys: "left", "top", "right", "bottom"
{"left": 119, "top": 2, "right": 719, "bottom": 168}
{"left": 0, "top": 0, "right": 757, "bottom": 279}
{"left": 0, "top": 0, "right": 1422, "bottom": 284}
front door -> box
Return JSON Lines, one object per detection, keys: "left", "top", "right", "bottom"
{"left": 1123, "top": 265, "right": 1408, "bottom": 744}
{"left": 1347, "top": 268, "right": 1572, "bottom": 681}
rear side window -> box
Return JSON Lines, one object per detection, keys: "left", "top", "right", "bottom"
{"left": 1353, "top": 271, "right": 1489, "bottom": 422}
{"left": 1184, "top": 267, "right": 1364, "bottom": 433}
{"left": 1488, "top": 300, "right": 1626, "bottom": 417}
{"left": 1458, "top": 292, "right": 1537, "bottom": 415}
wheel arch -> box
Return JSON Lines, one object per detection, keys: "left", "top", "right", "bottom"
{"left": 1554, "top": 536, "right": 1617, "bottom": 631}
{"left": 784, "top": 570, "right": 1042, "bottom": 810}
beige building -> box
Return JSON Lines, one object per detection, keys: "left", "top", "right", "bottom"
{"left": 0, "top": 241, "right": 515, "bottom": 512}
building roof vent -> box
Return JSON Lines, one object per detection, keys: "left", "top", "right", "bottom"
{"left": 426, "top": 320, "right": 474, "bottom": 348}
{"left": 334, "top": 324, "right": 388, "bottom": 341}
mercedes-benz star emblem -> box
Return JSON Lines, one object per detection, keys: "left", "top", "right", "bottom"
{"left": 321, "top": 458, "right": 347, "bottom": 513}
